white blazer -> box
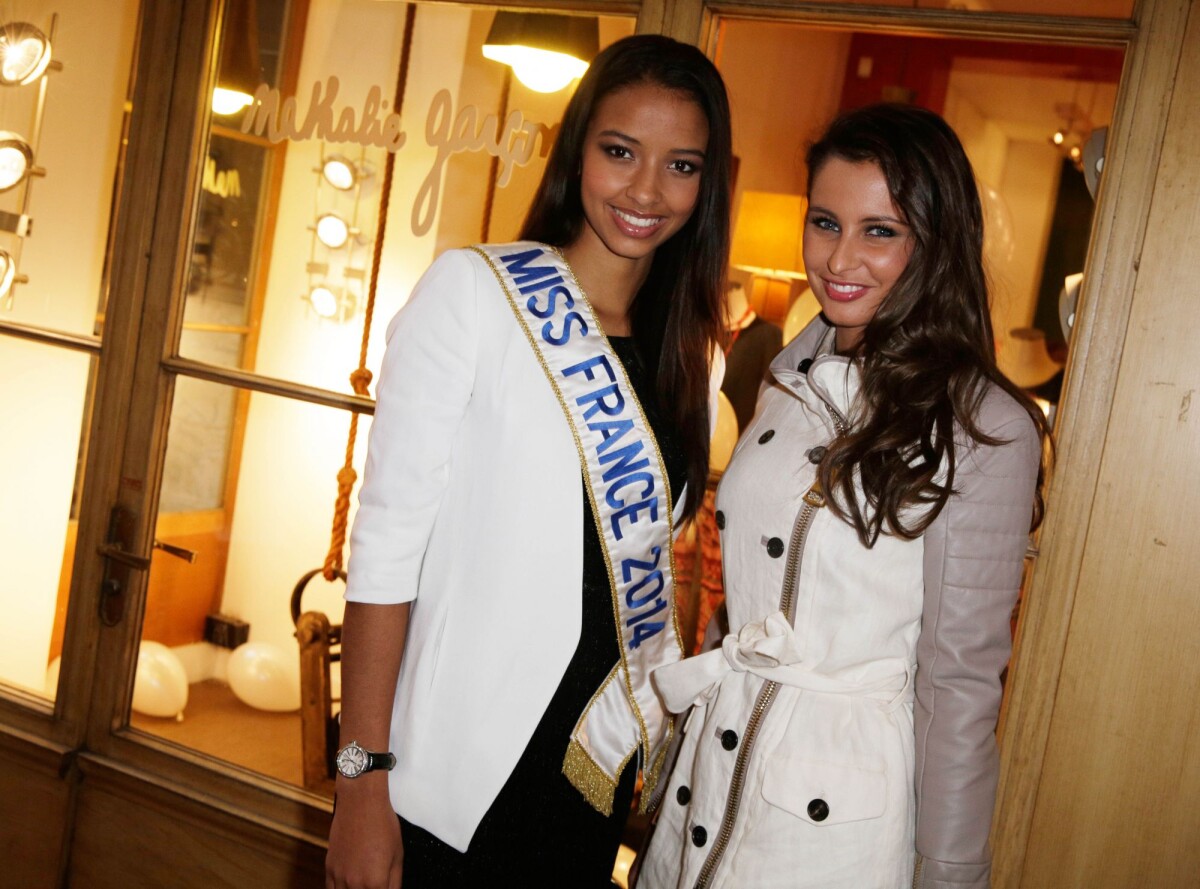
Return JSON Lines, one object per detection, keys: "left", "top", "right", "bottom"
{"left": 345, "top": 247, "right": 719, "bottom": 851}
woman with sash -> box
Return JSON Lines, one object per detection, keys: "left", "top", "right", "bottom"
{"left": 325, "top": 35, "right": 732, "bottom": 889}
{"left": 637, "top": 105, "right": 1049, "bottom": 888}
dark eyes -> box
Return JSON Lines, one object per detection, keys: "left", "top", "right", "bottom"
{"left": 599, "top": 143, "right": 700, "bottom": 175}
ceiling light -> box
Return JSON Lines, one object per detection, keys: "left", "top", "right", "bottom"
{"left": 483, "top": 13, "right": 598, "bottom": 94}
{"left": 212, "top": 0, "right": 260, "bottom": 116}
{"left": 0, "top": 132, "right": 32, "bottom": 191}
{"left": 321, "top": 156, "right": 358, "bottom": 190}
{"left": 315, "top": 213, "right": 350, "bottom": 249}
{"left": 308, "top": 285, "right": 339, "bottom": 318}
{"left": 0, "top": 22, "right": 52, "bottom": 86}
{"left": 1051, "top": 130, "right": 1065, "bottom": 146}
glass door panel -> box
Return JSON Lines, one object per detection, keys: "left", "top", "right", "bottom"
{"left": 141, "top": 0, "right": 635, "bottom": 794}
{"left": 0, "top": 0, "right": 141, "bottom": 704}
{"left": 0, "top": 339, "right": 95, "bottom": 700}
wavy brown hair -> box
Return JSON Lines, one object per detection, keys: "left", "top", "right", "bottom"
{"left": 520, "top": 35, "right": 732, "bottom": 519}
{"left": 809, "top": 104, "right": 1050, "bottom": 546}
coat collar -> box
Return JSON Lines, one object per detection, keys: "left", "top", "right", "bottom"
{"left": 770, "top": 316, "right": 861, "bottom": 425}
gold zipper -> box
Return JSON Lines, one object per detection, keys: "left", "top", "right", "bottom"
{"left": 691, "top": 403, "right": 844, "bottom": 889}
{"left": 912, "top": 854, "right": 925, "bottom": 888}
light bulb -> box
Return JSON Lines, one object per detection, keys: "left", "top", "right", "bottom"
{"left": 1052, "top": 130, "right": 1065, "bottom": 146}
{"left": 0, "top": 134, "right": 31, "bottom": 191}
{"left": 0, "top": 23, "right": 51, "bottom": 87}
{"left": 481, "top": 45, "right": 587, "bottom": 93}
{"left": 315, "top": 213, "right": 350, "bottom": 249}
{"left": 212, "top": 87, "right": 254, "bottom": 116}
{"left": 309, "top": 286, "right": 339, "bottom": 318}
{"left": 322, "top": 156, "right": 357, "bottom": 191}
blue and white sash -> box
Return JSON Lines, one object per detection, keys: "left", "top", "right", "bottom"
{"left": 472, "top": 241, "right": 684, "bottom": 815}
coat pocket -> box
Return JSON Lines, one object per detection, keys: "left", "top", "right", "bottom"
{"left": 760, "top": 756, "right": 887, "bottom": 826}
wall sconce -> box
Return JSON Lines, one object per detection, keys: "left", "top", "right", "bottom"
{"left": 212, "top": 0, "right": 260, "bottom": 116}
{"left": 0, "top": 131, "right": 33, "bottom": 191}
{"left": 0, "top": 22, "right": 53, "bottom": 86}
{"left": 730, "top": 191, "right": 808, "bottom": 325}
{"left": 320, "top": 155, "right": 366, "bottom": 191}
{"left": 314, "top": 212, "right": 352, "bottom": 249}
{"left": 308, "top": 284, "right": 338, "bottom": 318}
{"left": 482, "top": 12, "right": 598, "bottom": 93}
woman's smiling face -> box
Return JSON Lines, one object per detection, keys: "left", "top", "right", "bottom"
{"left": 575, "top": 82, "right": 709, "bottom": 268}
{"left": 803, "top": 156, "right": 915, "bottom": 352}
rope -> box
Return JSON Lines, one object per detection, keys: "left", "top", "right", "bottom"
{"left": 322, "top": 3, "right": 418, "bottom": 582}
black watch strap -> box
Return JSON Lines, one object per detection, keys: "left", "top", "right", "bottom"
{"left": 365, "top": 751, "right": 396, "bottom": 773}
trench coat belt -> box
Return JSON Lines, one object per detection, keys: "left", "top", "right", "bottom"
{"left": 652, "top": 612, "right": 915, "bottom": 715}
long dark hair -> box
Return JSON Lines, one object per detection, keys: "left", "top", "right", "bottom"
{"left": 808, "top": 103, "right": 1050, "bottom": 546}
{"left": 520, "top": 35, "right": 732, "bottom": 519}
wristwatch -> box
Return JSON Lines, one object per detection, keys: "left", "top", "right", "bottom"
{"left": 335, "top": 740, "right": 396, "bottom": 778}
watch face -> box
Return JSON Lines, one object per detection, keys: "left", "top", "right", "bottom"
{"left": 337, "top": 743, "right": 368, "bottom": 778}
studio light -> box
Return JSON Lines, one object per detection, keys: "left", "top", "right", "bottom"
{"left": 0, "top": 22, "right": 52, "bottom": 87}
{"left": 315, "top": 213, "right": 350, "bottom": 249}
{"left": 0, "top": 132, "right": 33, "bottom": 191}
{"left": 482, "top": 13, "right": 598, "bottom": 94}
{"left": 308, "top": 285, "right": 339, "bottom": 318}
{"left": 321, "top": 156, "right": 359, "bottom": 191}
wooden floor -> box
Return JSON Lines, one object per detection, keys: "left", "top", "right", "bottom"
{"left": 130, "top": 679, "right": 306, "bottom": 786}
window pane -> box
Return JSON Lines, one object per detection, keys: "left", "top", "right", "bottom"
{"left": 132, "top": 378, "right": 364, "bottom": 786}
{"left": 149, "top": 0, "right": 639, "bottom": 790}
{"left": 0, "top": 1, "right": 140, "bottom": 336}
{"left": 0, "top": 339, "right": 95, "bottom": 700}
{"left": 177, "top": 1, "right": 634, "bottom": 398}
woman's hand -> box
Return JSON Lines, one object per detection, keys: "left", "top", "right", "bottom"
{"left": 326, "top": 780, "right": 403, "bottom": 889}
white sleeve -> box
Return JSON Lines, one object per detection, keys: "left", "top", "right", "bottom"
{"left": 344, "top": 249, "right": 480, "bottom": 604}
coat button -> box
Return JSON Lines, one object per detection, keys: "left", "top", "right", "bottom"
{"left": 758, "top": 429, "right": 775, "bottom": 444}
{"left": 807, "top": 798, "right": 830, "bottom": 822}
{"left": 720, "top": 729, "right": 738, "bottom": 750}
{"left": 691, "top": 825, "right": 708, "bottom": 847}
{"left": 808, "top": 445, "right": 827, "bottom": 464}
{"left": 798, "top": 358, "right": 813, "bottom": 373}
{"left": 676, "top": 785, "right": 691, "bottom": 806}
{"left": 715, "top": 510, "right": 726, "bottom": 530}
{"left": 765, "top": 537, "right": 784, "bottom": 558}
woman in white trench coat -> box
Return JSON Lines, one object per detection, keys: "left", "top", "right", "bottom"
{"left": 638, "top": 104, "right": 1049, "bottom": 889}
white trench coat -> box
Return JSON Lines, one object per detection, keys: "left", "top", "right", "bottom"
{"left": 639, "top": 317, "right": 1039, "bottom": 889}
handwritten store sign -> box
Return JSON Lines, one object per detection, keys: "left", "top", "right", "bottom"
{"left": 240, "top": 77, "right": 560, "bottom": 236}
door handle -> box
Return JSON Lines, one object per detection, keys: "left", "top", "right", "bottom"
{"left": 97, "top": 543, "right": 151, "bottom": 571}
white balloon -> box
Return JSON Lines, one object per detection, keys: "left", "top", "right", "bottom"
{"left": 227, "top": 641, "right": 301, "bottom": 712}
{"left": 782, "top": 288, "right": 822, "bottom": 345}
{"left": 132, "top": 641, "right": 189, "bottom": 719}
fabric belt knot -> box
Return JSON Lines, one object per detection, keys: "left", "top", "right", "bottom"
{"left": 653, "top": 611, "right": 914, "bottom": 715}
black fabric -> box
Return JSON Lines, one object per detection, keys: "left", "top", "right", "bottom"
{"left": 401, "top": 335, "right": 687, "bottom": 888}
{"left": 722, "top": 316, "right": 784, "bottom": 431}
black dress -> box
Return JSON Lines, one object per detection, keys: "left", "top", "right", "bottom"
{"left": 401, "top": 336, "right": 688, "bottom": 888}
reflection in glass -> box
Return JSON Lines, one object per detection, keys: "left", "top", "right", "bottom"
{"left": 0, "top": 342, "right": 95, "bottom": 701}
